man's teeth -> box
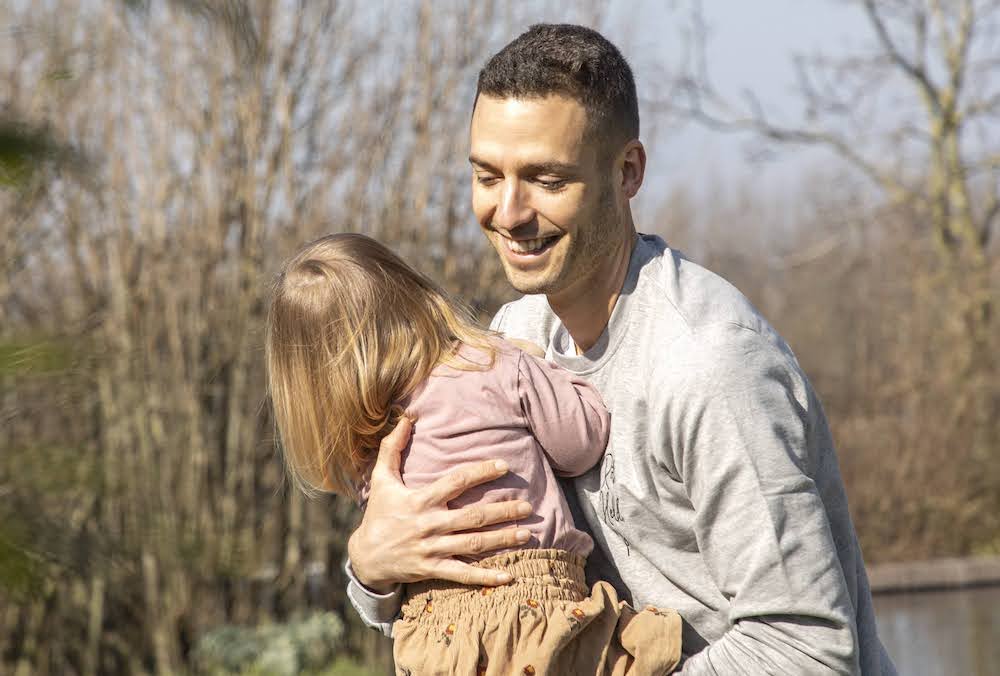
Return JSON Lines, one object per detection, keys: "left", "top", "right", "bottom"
{"left": 506, "top": 237, "right": 554, "bottom": 254}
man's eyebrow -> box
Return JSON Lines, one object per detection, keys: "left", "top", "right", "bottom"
{"left": 468, "top": 155, "right": 498, "bottom": 171}
{"left": 468, "top": 156, "right": 576, "bottom": 175}
{"left": 522, "top": 161, "right": 576, "bottom": 175}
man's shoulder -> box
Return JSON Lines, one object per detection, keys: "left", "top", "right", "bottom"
{"left": 634, "top": 235, "right": 801, "bottom": 384}
{"left": 490, "top": 294, "right": 555, "bottom": 345}
{"left": 634, "top": 234, "right": 768, "bottom": 338}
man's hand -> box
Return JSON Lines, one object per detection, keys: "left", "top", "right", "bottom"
{"left": 348, "top": 417, "right": 534, "bottom": 593}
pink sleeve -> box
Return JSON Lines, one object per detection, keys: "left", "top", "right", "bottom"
{"left": 516, "top": 352, "right": 611, "bottom": 477}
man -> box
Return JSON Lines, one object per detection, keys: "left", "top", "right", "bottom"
{"left": 346, "top": 24, "right": 895, "bottom": 674}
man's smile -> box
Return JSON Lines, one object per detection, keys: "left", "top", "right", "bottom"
{"left": 503, "top": 234, "right": 560, "bottom": 254}
{"left": 496, "top": 232, "right": 562, "bottom": 264}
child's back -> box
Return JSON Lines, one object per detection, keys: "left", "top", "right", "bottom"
{"left": 396, "top": 340, "right": 607, "bottom": 560}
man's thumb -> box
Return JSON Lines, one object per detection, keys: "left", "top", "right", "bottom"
{"left": 371, "top": 415, "right": 413, "bottom": 482}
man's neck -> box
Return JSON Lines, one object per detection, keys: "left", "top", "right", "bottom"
{"left": 548, "top": 231, "right": 637, "bottom": 353}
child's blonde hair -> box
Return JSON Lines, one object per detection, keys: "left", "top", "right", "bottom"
{"left": 265, "top": 233, "right": 494, "bottom": 499}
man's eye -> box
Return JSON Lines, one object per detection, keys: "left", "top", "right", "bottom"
{"left": 475, "top": 173, "right": 500, "bottom": 186}
{"left": 536, "top": 178, "right": 567, "bottom": 190}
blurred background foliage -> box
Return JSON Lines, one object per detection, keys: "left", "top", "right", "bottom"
{"left": 0, "top": 0, "right": 997, "bottom": 674}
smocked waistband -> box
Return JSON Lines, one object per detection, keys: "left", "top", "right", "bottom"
{"left": 400, "top": 549, "right": 588, "bottom": 621}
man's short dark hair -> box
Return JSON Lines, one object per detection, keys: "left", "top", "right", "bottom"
{"left": 476, "top": 24, "right": 639, "bottom": 151}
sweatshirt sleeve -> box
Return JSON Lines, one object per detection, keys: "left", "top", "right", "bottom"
{"left": 516, "top": 351, "right": 611, "bottom": 477}
{"left": 344, "top": 559, "right": 402, "bottom": 637}
{"left": 668, "top": 330, "right": 860, "bottom": 675}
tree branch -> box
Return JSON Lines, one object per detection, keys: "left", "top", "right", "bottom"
{"left": 863, "top": 0, "right": 943, "bottom": 115}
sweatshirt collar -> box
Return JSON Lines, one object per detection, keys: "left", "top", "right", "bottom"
{"left": 546, "top": 234, "right": 656, "bottom": 375}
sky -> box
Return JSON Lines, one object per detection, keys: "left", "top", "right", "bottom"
{"left": 602, "top": 1, "right": 874, "bottom": 199}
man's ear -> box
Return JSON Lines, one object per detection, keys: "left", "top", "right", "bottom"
{"left": 620, "top": 140, "right": 646, "bottom": 199}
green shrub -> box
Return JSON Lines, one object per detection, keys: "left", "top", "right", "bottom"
{"left": 193, "top": 612, "right": 350, "bottom": 676}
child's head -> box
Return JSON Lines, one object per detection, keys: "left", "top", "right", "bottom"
{"left": 265, "top": 233, "right": 490, "bottom": 498}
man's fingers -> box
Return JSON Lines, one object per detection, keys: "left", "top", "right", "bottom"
{"left": 371, "top": 416, "right": 413, "bottom": 483}
{"left": 431, "top": 528, "right": 532, "bottom": 559}
{"left": 435, "top": 500, "right": 533, "bottom": 533}
{"left": 421, "top": 459, "right": 510, "bottom": 506}
{"left": 431, "top": 558, "right": 514, "bottom": 587}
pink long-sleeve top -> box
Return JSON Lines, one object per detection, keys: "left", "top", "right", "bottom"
{"left": 394, "top": 339, "right": 610, "bottom": 559}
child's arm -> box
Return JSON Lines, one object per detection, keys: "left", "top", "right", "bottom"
{"left": 516, "top": 351, "right": 610, "bottom": 477}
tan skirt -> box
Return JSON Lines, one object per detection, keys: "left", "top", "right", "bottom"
{"left": 392, "top": 549, "right": 681, "bottom": 676}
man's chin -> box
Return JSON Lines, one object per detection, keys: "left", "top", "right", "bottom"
{"left": 486, "top": 240, "right": 572, "bottom": 296}
{"left": 502, "top": 266, "right": 561, "bottom": 296}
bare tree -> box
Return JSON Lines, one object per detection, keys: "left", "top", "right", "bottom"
{"left": 673, "top": 0, "right": 1000, "bottom": 265}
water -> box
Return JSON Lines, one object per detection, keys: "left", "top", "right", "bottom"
{"left": 874, "top": 586, "right": 1000, "bottom": 675}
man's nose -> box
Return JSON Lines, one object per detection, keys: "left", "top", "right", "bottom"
{"left": 493, "top": 180, "right": 534, "bottom": 232}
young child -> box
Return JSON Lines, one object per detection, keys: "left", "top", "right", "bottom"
{"left": 265, "top": 233, "right": 681, "bottom": 675}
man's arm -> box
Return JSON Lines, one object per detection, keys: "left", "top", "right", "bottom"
{"left": 344, "top": 558, "right": 405, "bottom": 636}
{"left": 345, "top": 418, "right": 533, "bottom": 632}
{"left": 667, "top": 330, "right": 861, "bottom": 675}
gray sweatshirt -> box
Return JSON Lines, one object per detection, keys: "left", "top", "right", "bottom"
{"left": 347, "top": 234, "right": 896, "bottom": 675}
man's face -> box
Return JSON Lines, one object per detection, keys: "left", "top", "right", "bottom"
{"left": 469, "top": 94, "right": 620, "bottom": 296}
